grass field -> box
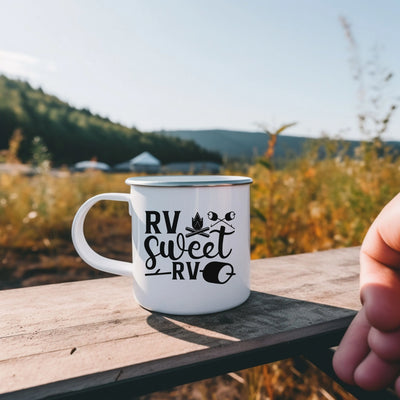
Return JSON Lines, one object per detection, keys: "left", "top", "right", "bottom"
{"left": 2, "top": 143, "right": 399, "bottom": 286}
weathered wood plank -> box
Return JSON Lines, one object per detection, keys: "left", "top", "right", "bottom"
{"left": 0, "top": 247, "right": 361, "bottom": 399}
{"left": 251, "top": 246, "right": 361, "bottom": 310}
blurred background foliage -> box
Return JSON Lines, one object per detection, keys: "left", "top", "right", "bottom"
{"left": 1, "top": 136, "right": 400, "bottom": 289}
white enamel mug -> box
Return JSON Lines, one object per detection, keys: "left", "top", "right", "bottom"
{"left": 71, "top": 175, "right": 252, "bottom": 315}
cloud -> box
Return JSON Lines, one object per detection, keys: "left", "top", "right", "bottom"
{"left": 0, "top": 49, "right": 56, "bottom": 81}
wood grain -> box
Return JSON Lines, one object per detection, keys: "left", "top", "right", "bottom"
{"left": 0, "top": 247, "right": 360, "bottom": 399}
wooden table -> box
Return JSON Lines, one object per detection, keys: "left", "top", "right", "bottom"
{"left": 1, "top": 247, "right": 362, "bottom": 399}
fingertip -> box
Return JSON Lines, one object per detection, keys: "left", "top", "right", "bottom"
{"left": 332, "top": 310, "right": 370, "bottom": 385}
{"left": 362, "top": 284, "right": 400, "bottom": 331}
{"left": 354, "top": 352, "right": 400, "bottom": 391}
{"left": 368, "top": 327, "right": 400, "bottom": 361}
{"left": 332, "top": 347, "right": 356, "bottom": 385}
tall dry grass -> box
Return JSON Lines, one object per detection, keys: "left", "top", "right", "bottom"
{"left": 1, "top": 143, "right": 400, "bottom": 399}
{"left": 0, "top": 170, "right": 136, "bottom": 287}
{"left": 249, "top": 144, "right": 400, "bottom": 260}
{"left": 2, "top": 146, "right": 399, "bottom": 262}
{"left": 0, "top": 170, "right": 132, "bottom": 253}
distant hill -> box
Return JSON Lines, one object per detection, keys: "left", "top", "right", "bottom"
{"left": 156, "top": 129, "right": 325, "bottom": 161}
{"left": 156, "top": 129, "right": 400, "bottom": 161}
{"left": 0, "top": 76, "right": 221, "bottom": 166}
{"left": 157, "top": 129, "right": 271, "bottom": 159}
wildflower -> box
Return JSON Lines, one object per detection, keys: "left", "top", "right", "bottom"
{"left": 27, "top": 211, "right": 38, "bottom": 219}
{"left": 305, "top": 167, "right": 316, "bottom": 178}
{"left": 309, "top": 202, "right": 322, "bottom": 219}
{"left": 23, "top": 211, "right": 38, "bottom": 223}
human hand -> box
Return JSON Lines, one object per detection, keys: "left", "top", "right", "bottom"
{"left": 333, "top": 193, "right": 400, "bottom": 395}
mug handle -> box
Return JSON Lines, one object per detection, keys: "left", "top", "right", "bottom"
{"left": 71, "top": 193, "right": 133, "bottom": 277}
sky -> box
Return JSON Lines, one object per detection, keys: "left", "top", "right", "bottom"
{"left": 0, "top": 0, "right": 399, "bottom": 140}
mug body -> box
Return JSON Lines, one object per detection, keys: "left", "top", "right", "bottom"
{"left": 126, "top": 175, "right": 252, "bottom": 315}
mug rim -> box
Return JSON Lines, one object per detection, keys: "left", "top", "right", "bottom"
{"left": 125, "top": 175, "right": 252, "bottom": 187}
